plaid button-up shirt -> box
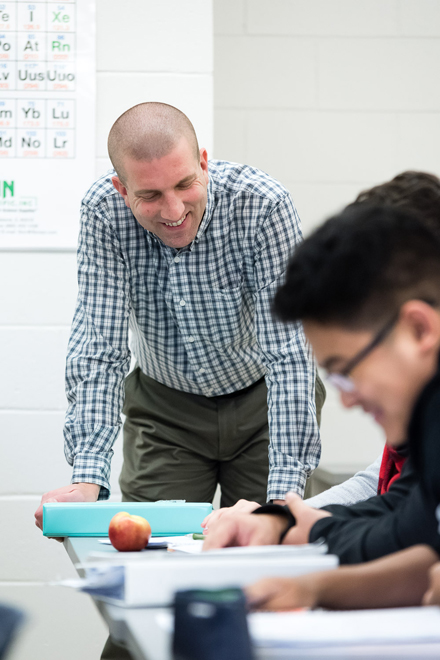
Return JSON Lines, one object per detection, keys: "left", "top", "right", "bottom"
{"left": 65, "top": 160, "right": 321, "bottom": 500}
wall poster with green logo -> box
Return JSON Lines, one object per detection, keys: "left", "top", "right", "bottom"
{"left": 0, "top": 0, "right": 95, "bottom": 248}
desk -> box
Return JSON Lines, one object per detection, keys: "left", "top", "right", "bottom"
{"left": 65, "top": 537, "right": 170, "bottom": 660}
{"left": 64, "top": 537, "right": 440, "bottom": 660}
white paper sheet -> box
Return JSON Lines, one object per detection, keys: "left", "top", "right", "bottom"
{"left": 201, "top": 543, "right": 327, "bottom": 558}
{"left": 99, "top": 536, "right": 182, "bottom": 547}
{"left": 249, "top": 607, "right": 440, "bottom": 648}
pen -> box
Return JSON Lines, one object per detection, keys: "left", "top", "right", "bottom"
{"left": 192, "top": 533, "right": 205, "bottom": 540}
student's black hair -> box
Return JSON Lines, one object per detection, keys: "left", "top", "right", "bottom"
{"left": 273, "top": 204, "right": 440, "bottom": 329}
{"left": 356, "top": 171, "right": 440, "bottom": 239}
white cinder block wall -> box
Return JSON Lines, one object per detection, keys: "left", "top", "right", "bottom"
{"left": 2, "top": 0, "right": 440, "bottom": 655}
{"left": 213, "top": 0, "right": 440, "bottom": 467}
{"left": 0, "top": 2, "right": 213, "bottom": 659}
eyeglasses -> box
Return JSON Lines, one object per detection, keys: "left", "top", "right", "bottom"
{"left": 326, "top": 313, "right": 399, "bottom": 393}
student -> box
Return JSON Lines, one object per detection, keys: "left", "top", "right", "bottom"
{"left": 245, "top": 199, "right": 440, "bottom": 605}
{"left": 202, "top": 171, "right": 440, "bottom": 534}
{"left": 203, "top": 202, "right": 440, "bottom": 599}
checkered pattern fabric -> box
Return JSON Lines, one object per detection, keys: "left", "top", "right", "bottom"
{"left": 64, "top": 160, "right": 321, "bottom": 500}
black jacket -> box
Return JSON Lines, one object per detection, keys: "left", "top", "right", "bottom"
{"left": 257, "top": 361, "right": 440, "bottom": 564}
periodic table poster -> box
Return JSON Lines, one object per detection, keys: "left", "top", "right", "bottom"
{"left": 0, "top": 0, "right": 95, "bottom": 248}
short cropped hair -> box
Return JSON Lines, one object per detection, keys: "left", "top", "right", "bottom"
{"left": 273, "top": 204, "right": 440, "bottom": 329}
{"left": 108, "top": 102, "right": 200, "bottom": 183}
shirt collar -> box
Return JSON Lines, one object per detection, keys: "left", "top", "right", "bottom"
{"left": 189, "top": 174, "right": 216, "bottom": 251}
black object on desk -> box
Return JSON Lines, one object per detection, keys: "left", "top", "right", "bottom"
{"left": 0, "top": 603, "right": 25, "bottom": 659}
{"left": 173, "top": 588, "right": 253, "bottom": 660}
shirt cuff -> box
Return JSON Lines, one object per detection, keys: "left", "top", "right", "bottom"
{"left": 71, "top": 451, "right": 112, "bottom": 500}
{"left": 267, "top": 466, "right": 308, "bottom": 501}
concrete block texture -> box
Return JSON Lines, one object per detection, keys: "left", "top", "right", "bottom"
{"left": 318, "top": 38, "right": 440, "bottom": 111}
{"left": 247, "top": 0, "right": 398, "bottom": 36}
{"left": 397, "top": 113, "right": 440, "bottom": 175}
{"left": 97, "top": 73, "right": 213, "bottom": 158}
{"left": 319, "top": 387, "right": 385, "bottom": 466}
{"left": 0, "top": 584, "right": 108, "bottom": 660}
{"left": 285, "top": 181, "right": 371, "bottom": 235}
{"left": 0, "top": 499, "right": 79, "bottom": 581}
{"left": 0, "top": 413, "right": 70, "bottom": 495}
{"left": 97, "top": 0, "right": 213, "bottom": 73}
{"left": 0, "top": 411, "right": 124, "bottom": 495}
{"left": 215, "top": 36, "right": 316, "bottom": 109}
{"left": 398, "top": 0, "right": 440, "bottom": 36}
{"left": 0, "top": 253, "right": 77, "bottom": 326}
{"left": 214, "top": 0, "right": 246, "bottom": 35}
{"left": 96, "top": 157, "right": 113, "bottom": 179}
{"left": 0, "top": 328, "right": 70, "bottom": 410}
{"left": 213, "top": 109, "right": 247, "bottom": 162}
{"left": 245, "top": 110, "right": 399, "bottom": 183}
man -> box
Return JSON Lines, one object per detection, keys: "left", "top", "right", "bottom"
{"left": 204, "top": 203, "right": 440, "bottom": 583}
{"left": 34, "top": 102, "right": 322, "bottom": 527}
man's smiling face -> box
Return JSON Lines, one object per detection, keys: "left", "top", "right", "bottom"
{"left": 112, "top": 137, "right": 209, "bottom": 249}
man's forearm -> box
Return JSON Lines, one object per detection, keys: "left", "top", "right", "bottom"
{"left": 64, "top": 204, "right": 132, "bottom": 497}
{"left": 313, "top": 545, "right": 438, "bottom": 610}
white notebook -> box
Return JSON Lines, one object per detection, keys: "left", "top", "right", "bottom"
{"left": 59, "top": 552, "right": 338, "bottom": 607}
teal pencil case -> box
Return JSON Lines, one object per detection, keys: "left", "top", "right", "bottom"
{"left": 42, "top": 501, "right": 212, "bottom": 537}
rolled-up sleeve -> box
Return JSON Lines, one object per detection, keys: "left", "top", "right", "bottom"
{"left": 253, "top": 193, "right": 321, "bottom": 499}
{"left": 64, "top": 203, "right": 132, "bottom": 499}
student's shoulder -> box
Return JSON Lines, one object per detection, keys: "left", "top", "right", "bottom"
{"left": 81, "top": 170, "right": 121, "bottom": 211}
{"left": 209, "top": 159, "right": 290, "bottom": 205}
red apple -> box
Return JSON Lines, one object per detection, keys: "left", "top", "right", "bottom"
{"left": 108, "top": 511, "right": 152, "bottom": 551}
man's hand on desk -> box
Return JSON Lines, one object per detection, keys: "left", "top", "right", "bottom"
{"left": 34, "top": 482, "right": 101, "bottom": 531}
{"left": 281, "top": 492, "right": 332, "bottom": 546}
{"left": 202, "top": 513, "right": 288, "bottom": 550}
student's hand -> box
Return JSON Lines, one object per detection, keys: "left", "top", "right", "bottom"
{"left": 201, "top": 499, "right": 261, "bottom": 534}
{"left": 423, "top": 562, "right": 440, "bottom": 606}
{"left": 281, "top": 492, "right": 332, "bottom": 545}
{"left": 34, "top": 483, "right": 101, "bottom": 531}
{"left": 246, "top": 574, "right": 319, "bottom": 611}
{"left": 202, "top": 513, "right": 288, "bottom": 550}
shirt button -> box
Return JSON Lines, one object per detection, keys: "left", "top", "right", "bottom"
{"left": 174, "top": 257, "right": 180, "bottom": 263}
{"left": 180, "top": 299, "right": 186, "bottom": 306}
{"left": 199, "top": 368, "right": 206, "bottom": 374}
{"left": 188, "top": 336, "right": 195, "bottom": 343}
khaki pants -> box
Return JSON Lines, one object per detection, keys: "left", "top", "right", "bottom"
{"left": 119, "top": 368, "right": 271, "bottom": 506}
{"left": 101, "top": 369, "right": 325, "bottom": 660}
